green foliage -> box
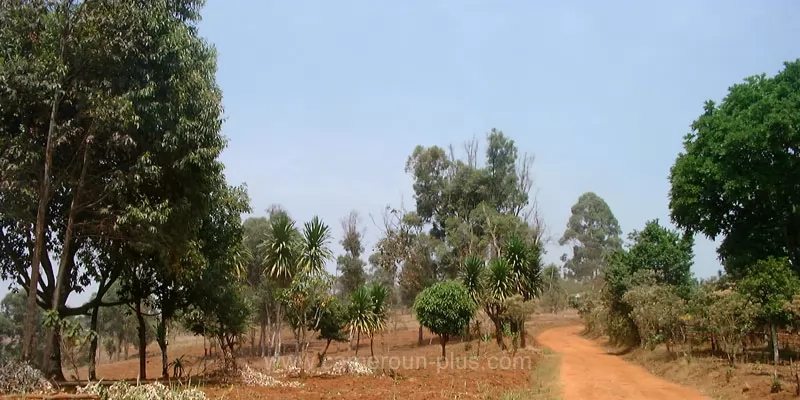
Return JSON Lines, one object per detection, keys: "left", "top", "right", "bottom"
{"left": 316, "top": 297, "right": 349, "bottom": 344}
{"left": 669, "top": 59, "right": 800, "bottom": 275}
{"left": 704, "top": 290, "right": 758, "bottom": 364}
{"left": 623, "top": 282, "right": 686, "bottom": 351}
{"left": 412, "top": 281, "right": 476, "bottom": 341}
{"left": 736, "top": 257, "right": 800, "bottom": 326}
{"left": 347, "top": 286, "right": 374, "bottom": 339}
{"left": 539, "top": 264, "right": 568, "bottom": 314}
{"left": 589, "top": 219, "right": 695, "bottom": 346}
{"left": 559, "top": 192, "right": 622, "bottom": 280}
{"left": 336, "top": 211, "right": 367, "bottom": 298}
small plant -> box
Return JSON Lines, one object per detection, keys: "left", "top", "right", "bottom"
{"left": 725, "top": 366, "right": 734, "bottom": 383}
{"left": 772, "top": 374, "right": 782, "bottom": 393}
{"left": 170, "top": 355, "right": 187, "bottom": 379}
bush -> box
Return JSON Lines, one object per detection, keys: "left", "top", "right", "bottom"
{"left": 623, "top": 283, "right": 686, "bottom": 353}
{"left": 705, "top": 289, "right": 758, "bottom": 365}
{"left": 413, "top": 281, "right": 476, "bottom": 357}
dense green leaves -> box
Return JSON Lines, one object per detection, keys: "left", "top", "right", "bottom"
{"left": 412, "top": 281, "right": 476, "bottom": 357}
{"left": 669, "top": 60, "right": 800, "bottom": 275}
{"left": 559, "top": 192, "right": 622, "bottom": 280}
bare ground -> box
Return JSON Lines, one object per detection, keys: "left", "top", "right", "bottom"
{"left": 537, "top": 325, "right": 712, "bottom": 400}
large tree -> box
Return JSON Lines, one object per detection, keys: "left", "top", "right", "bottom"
{"left": 559, "top": 192, "right": 622, "bottom": 280}
{"left": 336, "top": 211, "right": 367, "bottom": 298}
{"left": 669, "top": 60, "right": 800, "bottom": 276}
{"left": 0, "top": 0, "right": 232, "bottom": 379}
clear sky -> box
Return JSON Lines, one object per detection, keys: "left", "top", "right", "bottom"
{"left": 197, "top": 0, "right": 800, "bottom": 279}
{"left": 4, "top": 0, "right": 800, "bottom": 305}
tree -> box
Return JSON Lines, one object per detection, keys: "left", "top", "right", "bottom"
{"left": 367, "top": 283, "right": 389, "bottom": 358}
{"left": 540, "top": 264, "right": 568, "bottom": 313}
{"left": 315, "top": 297, "right": 348, "bottom": 367}
{"left": 337, "top": 211, "right": 366, "bottom": 298}
{"left": 559, "top": 192, "right": 622, "bottom": 280}
{"left": 0, "top": 0, "right": 230, "bottom": 379}
{"left": 669, "top": 60, "right": 800, "bottom": 276}
{"left": 625, "top": 220, "right": 694, "bottom": 296}
{"left": 459, "top": 235, "right": 542, "bottom": 350}
{"left": 404, "top": 130, "right": 538, "bottom": 277}
{"left": 601, "top": 219, "right": 695, "bottom": 346}
{"left": 260, "top": 212, "right": 334, "bottom": 360}
{"left": 737, "top": 257, "right": 800, "bottom": 367}
{"left": 413, "top": 281, "right": 476, "bottom": 358}
{"left": 347, "top": 285, "right": 373, "bottom": 357}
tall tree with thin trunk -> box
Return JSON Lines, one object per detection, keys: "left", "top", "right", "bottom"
{"left": 559, "top": 192, "right": 622, "bottom": 281}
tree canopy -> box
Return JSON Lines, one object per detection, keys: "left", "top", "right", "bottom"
{"left": 559, "top": 192, "right": 622, "bottom": 280}
{"left": 669, "top": 59, "right": 800, "bottom": 276}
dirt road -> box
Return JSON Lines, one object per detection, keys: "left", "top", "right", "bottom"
{"left": 537, "top": 325, "right": 711, "bottom": 400}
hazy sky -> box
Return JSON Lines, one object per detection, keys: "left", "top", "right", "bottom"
{"left": 197, "top": 0, "right": 799, "bottom": 279}
{"left": 4, "top": 0, "right": 800, "bottom": 305}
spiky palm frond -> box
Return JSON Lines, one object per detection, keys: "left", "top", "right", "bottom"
{"left": 348, "top": 285, "right": 375, "bottom": 335}
{"left": 260, "top": 213, "right": 300, "bottom": 283}
{"left": 460, "top": 255, "right": 485, "bottom": 304}
{"left": 503, "top": 236, "right": 543, "bottom": 300}
{"left": 300, "top": 216, "right": 333, "bottom": 276}
{"left": 486, "top": 257, "right": 513, "bottom": 301}
{"left": 368, "top": 283, "right": 389, "bottom": 333}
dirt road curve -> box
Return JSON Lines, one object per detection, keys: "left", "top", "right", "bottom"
{"left": 537, "top": 325, "right": 711, "bottom": 400}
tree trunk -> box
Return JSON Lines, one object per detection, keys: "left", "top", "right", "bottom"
{"left": 355, "top": 331, "right": 361, "bottom": 356}
{"left": 43, "top": 134, "right": 90, "bottom": 379}
{"left": 771, "top": 323, "right": 780, "bottom": 367}
{"left": 418, "top": 324, "right": 423, "bottom": 346}
{"left": 158, "top": 314, "right": 169, "bottom": 379}
{"left": 22, "top": 26, "right": 67, "bottom": 365}
{"left": 440, "top": 334, "right": 448, "bottom": 359}
{"left": 274, "top": 307, "right": 282, "bottom": 357}
{"left": 135, "top": 300, "right": 147, "bottom": 380}
{"left": 348, "top": 325, "right": 354, "bottom": 351}
{"left": 492, "top": 318, "right": 506, "bottom": 350}
{"left": 520, "top": 322, "right": 527, "bottom": 348}
{"left": 370, "top": 335, "right": 375, "bottom": 358}
{"left": 88, "top": 304, "right": 100, "bottom": 380}
{"left": 259, "top": 318, "right": 266, "bottom": 357}
{"left": 317, "top": 339, "right": 332, "bottom": 368}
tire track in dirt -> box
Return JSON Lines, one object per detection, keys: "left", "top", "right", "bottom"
{"left": 537, "top": 325, "right": 711, "bottom": 400}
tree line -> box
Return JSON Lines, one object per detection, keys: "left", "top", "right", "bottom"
{"left": 574, "top": 60, "right": 800, "bottom": 389}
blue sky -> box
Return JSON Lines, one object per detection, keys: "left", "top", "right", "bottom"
{"left": 198, "top": 0, "right": 800, "bottom": 279}
{"left": 4, "top": 0, "right": 800, "bottom": 305}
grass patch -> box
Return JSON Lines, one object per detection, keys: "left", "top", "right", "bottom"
{"left": 500, "top": 348, "right": 562, "bottom": 400}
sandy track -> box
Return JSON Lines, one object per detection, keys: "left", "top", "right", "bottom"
{"left": 537, "top": 325, "right": 711, "bottom": 400}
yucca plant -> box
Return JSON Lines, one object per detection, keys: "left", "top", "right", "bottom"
{"left": 299, "top": 216, "right": 334, "bottom": 276}
{"left": 348, "top": 286, "right": 375, "bottom": 357}
{"left": 367, "top": 283, "right": 389, "bottom": 357}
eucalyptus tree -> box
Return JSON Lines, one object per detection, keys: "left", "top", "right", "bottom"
{"left": 559, "top": 192, "right": 622, "bottom": 280}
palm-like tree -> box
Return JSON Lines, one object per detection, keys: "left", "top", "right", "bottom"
{"left": 348, "top": 286, "right": 374, "bottom": 356}
{"left": 367, "top": 283, "right": 389, "bottom": 357}
{"left": 504, "top": 236, "right": 542, "bottom": 300}
{"left": 484, "top": 257, "right": 513, "bottom": 349}
{"left": 460, "top": 255, "right": 485, "bottom": 305}
{"left": 260, "top": 213, "right": 333, "bottom": 357}
{"left": 261, "top": 212, "right": 300, "bottom": 283}
{"left": 458, "top": 235, "right": 543, "bottom": 350}
{"left": 299, "top": 216, "right": 333, "bottom": 275}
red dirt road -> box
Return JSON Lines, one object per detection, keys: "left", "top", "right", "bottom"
{"left": 537, "top": 325, "right": 711, "bottom": 400}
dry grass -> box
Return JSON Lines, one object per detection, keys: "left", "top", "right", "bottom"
{"left": 617, "top": 344, "right": 800, "bottom": 400}
{"left": 497, "top": 347, "right": 561, "bottom": 400}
